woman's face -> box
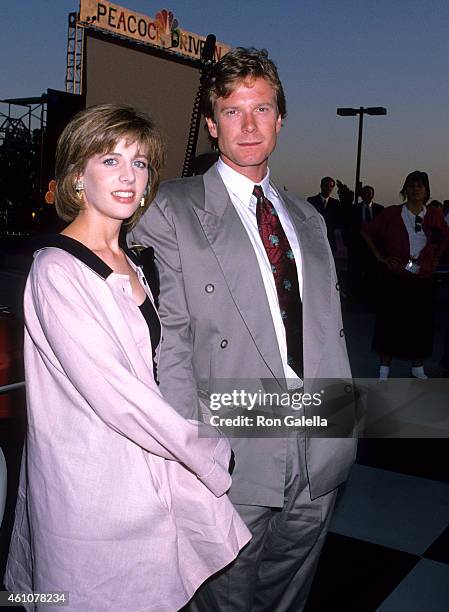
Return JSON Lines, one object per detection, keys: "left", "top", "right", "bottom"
{"left": 79, "top": 138, "right": 149, "bottom": 223}
{"left": 405, "top": 180, "right": 427, "bottom": 204}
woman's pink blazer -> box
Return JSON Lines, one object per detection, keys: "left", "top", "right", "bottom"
{"left": 5, "top": 240, "right": 250, "bottom": 611}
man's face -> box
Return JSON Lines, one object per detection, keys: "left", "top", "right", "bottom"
{"left": 205, "top": 77, "right": 282, "bottom": 182}
{"left": 320, "top": 179, "right": 336, "bottom": 198}
{"left": 361, "top": 187, "right": 374, "bottom": 204}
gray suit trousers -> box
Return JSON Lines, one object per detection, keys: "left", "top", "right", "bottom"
{"left": 182, "top": 437, "right": 337, "bottom": 612}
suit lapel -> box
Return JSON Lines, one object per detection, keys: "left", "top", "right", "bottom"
{"left": 194, "top": 171, "right": 334, "bottom": 382}
{"left": 283, "top": 192, "right": 332, "bottom": 380}
{"left": 313, "top": 194, "right": 325, "bottom": 215}
{"left": 193, "top": 167, "right": 285, "bottom": 379}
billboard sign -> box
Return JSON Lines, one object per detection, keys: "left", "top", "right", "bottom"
{"left": 79, "top": 0, "right": 230, "bottom": 61}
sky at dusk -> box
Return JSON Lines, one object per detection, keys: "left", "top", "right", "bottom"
{"left": 2, "top": 0, "right": 448, "bottom": 205}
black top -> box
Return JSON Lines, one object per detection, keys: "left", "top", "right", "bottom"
{"left": 138, "top": 296, "right": 161, "bottom": 382}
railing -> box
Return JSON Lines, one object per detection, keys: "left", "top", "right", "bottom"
{"left": 0, "top": 381, "right": 25, "bottom": 394}
{"left": 0, "top": 382, "right": 25, "bottom": 420}
{"left": 0, "top": 302, "right": 24, "bottom": 419}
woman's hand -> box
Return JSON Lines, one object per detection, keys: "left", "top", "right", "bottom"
{"left": 379, "top": 255, "right": 401, "bottom": 272}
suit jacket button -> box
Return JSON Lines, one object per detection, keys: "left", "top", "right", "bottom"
{"left": 220, "top": 339, "right": 228, "bottom": 348}
{"left": 339, "top": 328, "right": 345, "bottom": 337}
{"left": 205, "top": 283, "right": 215, "bottom": 293}
{"left": 335, "top": 282, "right": 340, "bottom": 291}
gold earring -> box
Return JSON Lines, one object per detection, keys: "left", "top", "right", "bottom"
{"left": 140, "top": 187, "right": 148, "bottom": 208}
{"left": 74, "top": 180, "right": 84, "bottom": 200}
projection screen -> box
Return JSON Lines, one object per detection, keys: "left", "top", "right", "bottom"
{"left": 84, "top": 30, "right": 212, "bottom": 179}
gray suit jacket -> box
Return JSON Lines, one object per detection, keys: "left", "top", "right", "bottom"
{"left": 130, "top": 164, "right": 356, "bottom": 505}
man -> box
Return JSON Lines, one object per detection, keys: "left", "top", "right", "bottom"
{"left": 347, "top": 185, "right": 384, "bottom": 305}
{"left": 130, "top": 47, "right": 355, "bottom": 611}
{"left": 307, "top": 177, "right": 341, "bottom": 253}
{"left": 358, "top": 185, "right": 383, "bottom": 223}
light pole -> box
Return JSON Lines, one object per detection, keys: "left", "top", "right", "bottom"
{"left": 337, "top": 106, "right": 387, "bottom": 206}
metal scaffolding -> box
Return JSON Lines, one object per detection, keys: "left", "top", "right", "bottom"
{"left": 0, "top": 97, "right": 46, "bottom": 231}
{"left": 0, "top": 97, "right": 46, "bottom": 146}
{"left": 65, "top": 12, "right": 84, "bottom": 95}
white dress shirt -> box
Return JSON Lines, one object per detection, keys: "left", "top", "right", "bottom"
{"left": 216, "top": 159, "right": 303, "bottom": 381}
{"left": 401, "top": 205, "right": 427, "bottom": 259}
{"left": 362, "top": 202, "right": 373, "bottom": 223}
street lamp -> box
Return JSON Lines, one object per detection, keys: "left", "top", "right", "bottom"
{"left": 337, "top": 106, "right": 387, "bottom": 205}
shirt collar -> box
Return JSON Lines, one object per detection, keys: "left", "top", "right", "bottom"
{"left": 34, "top": 234, "right": 113, "bottom": 279}
{"left": 405, "top": 205, "right": 426, "bottom": 220}
{"left": 216, "top": 158, "right": 271, "bottom": 207}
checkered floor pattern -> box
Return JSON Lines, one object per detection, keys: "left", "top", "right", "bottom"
{"left": 304, "top": 440, "right": 449, "bottom": 612}
{"left": 302, "top": 289, "right": 449, "bottom": 612}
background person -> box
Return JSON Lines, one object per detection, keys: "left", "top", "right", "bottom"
{"left": 4, "top": 104, "right": 250, "bottom": 611}
{"left": 443, "top": 200, "right": 449, "bottom": 224}
{"left": 362, "top": 170, "right": 449, "bottom": 379}
{"left": 427, "top": 199, "right": 443, "bottom": 209}
{"left": 347, "top": 185, "right": 384, "bottom": 307}
{"left": 307, "top": 176, "right": 342, "bottom": 254}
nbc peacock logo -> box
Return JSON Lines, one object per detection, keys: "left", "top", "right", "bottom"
{"left": 154, "top": 9, "right": 179, "bottom": 46}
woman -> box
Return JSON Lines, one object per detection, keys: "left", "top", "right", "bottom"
{"left": 362, "top": 171, "right": 449, "bottom": 379}
{"left": 5, "top": 105, "right": 250, "bottom": 611}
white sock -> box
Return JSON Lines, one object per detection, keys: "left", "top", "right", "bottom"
{"left": 379, "top": 365, "right": 390, "bottom": 379}
{"left": 412, "top": 366, "right": 428, "bottom": 379}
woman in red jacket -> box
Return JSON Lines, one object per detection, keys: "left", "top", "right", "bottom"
{"left": 362, "top": 171, "right": 449, "bottom": 379}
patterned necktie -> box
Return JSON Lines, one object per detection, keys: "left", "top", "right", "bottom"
{"left": 254, "top": 185, "right": 303, "bottom": 377}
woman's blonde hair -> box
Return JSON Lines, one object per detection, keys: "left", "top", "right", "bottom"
{"left": 55, "top": 104, "right": 165, "bottom": 229}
